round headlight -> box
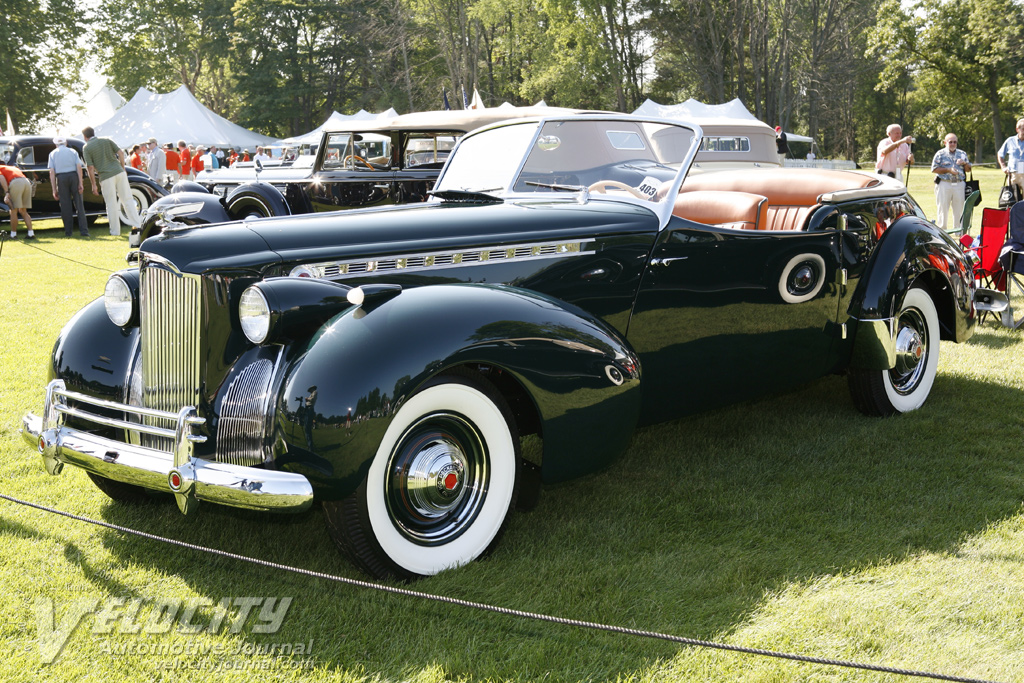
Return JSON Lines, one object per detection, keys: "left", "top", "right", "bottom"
{"left": 104, "top": 275, "right": 134, "bottom": 326}
{"left": 239, "top": 287, "right": 271, "bottom": 344}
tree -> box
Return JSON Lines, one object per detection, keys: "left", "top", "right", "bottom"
{"left": 93, "top": 0, "right": 234, "bottom": 104}
{"left": 0, "top": 0, "right": 87, "bottom": 132}
{"left": 869, "top": 0, "right": 1024, "bottom": 159}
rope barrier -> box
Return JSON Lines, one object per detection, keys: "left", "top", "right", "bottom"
{"left": 0, "top": 492, "right": 1005, "bottom": 683}
{"left": 0, "top": 230, "right": 116, "bottom": 272}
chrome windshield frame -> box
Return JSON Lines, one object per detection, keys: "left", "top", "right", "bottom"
{"left": 434, "top": 114, "right": 704, "bottom": 231}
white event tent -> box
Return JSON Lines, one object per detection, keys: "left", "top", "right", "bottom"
{"left": 93, "top": 85, "right": 278, "bottom": 149}
{"left": 633, "top": 98, "right": 813, "bottom": 143}
{"left": 282, "top": 108, "right": 399, "bottom": 145}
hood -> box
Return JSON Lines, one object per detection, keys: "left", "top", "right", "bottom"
{"left": 143, "top": 198, "right": 660, "bottom": 275}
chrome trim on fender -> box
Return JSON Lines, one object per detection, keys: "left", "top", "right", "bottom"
{"left": 21, "top": 380, "right": 313, "bottom": 514}
{"left": 848, "top": 317, "right": 896, "bottom": 370}
{"left": 289, "top": 239, "right": 593, "bottom": 279}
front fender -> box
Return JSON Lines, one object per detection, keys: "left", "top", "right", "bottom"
{"left": 273, "top": 283, "right": 642, "bottom": 499}
{"left": 48, "top": 295, "right": 139, "bottom": 408}
{"left": 846, "top": 215, "right": 975, "bottom": 368}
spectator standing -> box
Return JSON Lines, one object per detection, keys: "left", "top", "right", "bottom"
{"left": 775, "top": 125, "right": 789, "bottom": 164}
{"left": 0, "top": 163, "right": 35, "bottom": 238}
{"left": 46, "top": 136, "right": 89, "bottom": 237}
{"left": 191, "top": 145, "right": 206, "bottom": 175}
{"left": 212, "top": 144, "right": 225, "bottom": 168}
{"left": 997, "top": 118, "right": 1024, "bottom": 200}
{"left": 931, "top": 133, "right": 971, "bottom": 232}
{"left": 177, "top": 140, "right": 192, "bottom": 180}
{"left": 253, "top": 146, "right": 271, "bottom": 163}
{"left": 876, "top": 124, "right": 914, "bottom": 181}
{"left": 82, "top": 126, "right": 142, "bottom": 236}
{"left": 129, "top": 144, "right": 144, "bottom": 171}
{"left": 242, "top": 149, "right": 251, "bottom": 163}
{"left": 146, "top": 137, "right": 166, "bottom": 185}
{"left": 164, "top": 143, "right": 180, "bottom": 184}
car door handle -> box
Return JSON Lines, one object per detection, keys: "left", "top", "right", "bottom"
{"left": 650, "top": 256, "right": 688, "bottom": 267}
{"left": 373, "top": 184, "right": 391, "bottom": 190}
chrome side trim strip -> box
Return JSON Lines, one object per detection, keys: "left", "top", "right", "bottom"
{"left": 291, "top": 239, "right": 593, "bottom": 279}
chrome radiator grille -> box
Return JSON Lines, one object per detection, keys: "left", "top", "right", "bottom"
{"left": 216, "top": 357, "right": 275, "bottom": 466}
{"left": 138, "top": 262, "right": 203, "bottom": 451}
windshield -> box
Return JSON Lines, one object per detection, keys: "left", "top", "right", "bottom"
{"left": 435, "top": 118, "right": 697, "bottom": 205}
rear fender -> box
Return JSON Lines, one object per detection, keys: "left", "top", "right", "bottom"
{"left": 847, "top": 215, "right": 975, "bottom": 368}
{"left": 273, "top": 283, "right": 641, "bottom": 499}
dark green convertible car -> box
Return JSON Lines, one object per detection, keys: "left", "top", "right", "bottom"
{"left": 22, "top": 114, "right": 978, "bottom": 579}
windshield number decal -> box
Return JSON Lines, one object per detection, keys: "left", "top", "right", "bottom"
{"left": 637, "top": 177, "right": 661, "bottom": 199}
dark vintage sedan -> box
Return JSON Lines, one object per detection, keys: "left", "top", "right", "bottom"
{"left": 136, "top": 107, "right": 578, "bottom": 244}
{"left": 23, "top": 114, "right": 979, "bottom": 579}
{"left": 0, "top": 136, "right": 167, "bottom": 227}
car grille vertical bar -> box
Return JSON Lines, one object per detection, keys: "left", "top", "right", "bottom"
{"left": 139, "top": 262, "right": 202, "bottom": 452}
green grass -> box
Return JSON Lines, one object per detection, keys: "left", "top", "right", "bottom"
{"left": 1, "top": 223, "right": 1023, "bottom": 682}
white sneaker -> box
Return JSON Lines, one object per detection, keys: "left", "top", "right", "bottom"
{"left": 9, "top": 231, "right": 15, "bottom": 239}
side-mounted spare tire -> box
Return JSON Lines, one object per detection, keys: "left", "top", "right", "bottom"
{"left": 225, "top": 183, "right": 291, "bottom": 220}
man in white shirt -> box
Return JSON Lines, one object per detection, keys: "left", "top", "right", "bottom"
{"left": 998, "top": 118, "right": 1024, "bottom": 200}
{"left": 876, "top": 124, "right": 914, "bottom": 182}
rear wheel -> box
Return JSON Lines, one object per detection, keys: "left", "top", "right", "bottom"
{"left": 120, "top": 187, "right": 150, "bottom": 225}
{"left": 848, "top": 286, "right": 939, "bottom": 416}
{"left": 324, "top": 372, "right": 520, "bottom": 579}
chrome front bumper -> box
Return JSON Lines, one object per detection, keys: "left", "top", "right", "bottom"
{"left": 21, "top": 380, "right": 313, "bottom": 515}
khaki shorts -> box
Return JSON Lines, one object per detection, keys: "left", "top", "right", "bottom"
{"left": 7, "top": 176, "right": 32, "bottom": 209}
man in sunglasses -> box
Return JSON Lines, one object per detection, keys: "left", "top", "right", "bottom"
{"left": 931, "top": 133, "right": 971, "bottom": 232}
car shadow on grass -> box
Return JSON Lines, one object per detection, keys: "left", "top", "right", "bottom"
{"left": 87, "top": 372, "right": 1024, "bottom": 682}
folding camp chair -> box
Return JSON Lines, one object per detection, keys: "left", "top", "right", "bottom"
{"left": 970, "top": 207, "right": 1011, "bottom": 324}
{"left": 957, "top": 189, "right": 981, "bottom": 237}
{"left": 998, "top": 202, "right": 1024, "bottom": 329}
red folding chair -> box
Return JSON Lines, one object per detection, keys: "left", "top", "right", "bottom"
{"left": 975, "top": 207, "right": 1009, "bottom": 291}
{"left": 970, "top": 208, "right": 1011, "bottom": 324}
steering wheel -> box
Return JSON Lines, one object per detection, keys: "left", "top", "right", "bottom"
{"left": 587, "top": 180, "right": 647, "bottom": 199}
{"left": 343, "top": 155, "right": 372, "bottom": 169}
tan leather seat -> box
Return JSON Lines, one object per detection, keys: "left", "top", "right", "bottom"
{"left": 673, "top": 190, "right": 768, "bottom": 231}
{"left": 679, "top": 169, "right": 881, "bottom": 231}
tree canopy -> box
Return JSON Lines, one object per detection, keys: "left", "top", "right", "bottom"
{"left": 5, "top": 0, "right": 1024, "bottom": 162}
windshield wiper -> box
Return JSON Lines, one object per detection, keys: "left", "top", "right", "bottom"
{"left": 524, "top": 181, "right": 586, "bottom": 193}
{"left": 428, "top": 189, "right": 503, "bottom": 203}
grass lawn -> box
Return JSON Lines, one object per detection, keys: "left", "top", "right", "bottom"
{"left": 1, "top": 201, "right": 1023, "bottom": 682}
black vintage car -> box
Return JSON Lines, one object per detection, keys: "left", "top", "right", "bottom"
{"left": 0, "top": 136, "right": 167, "bottom": 227}
{"left": 136, "top": 107, "right": 577, "bottom": 244}
{"left": 23, "top": 115, "right": 979, "bottom": 580}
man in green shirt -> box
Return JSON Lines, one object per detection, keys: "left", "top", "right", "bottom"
{"left": 82, "top": 126, "right": 142, "bottom": 236}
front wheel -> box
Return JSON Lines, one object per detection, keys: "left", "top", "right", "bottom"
{"left": 324, "top": 372, "right": 520, "bottom": 579}
{"left": 848, "top": 286, "right": 939, "bottom": 416}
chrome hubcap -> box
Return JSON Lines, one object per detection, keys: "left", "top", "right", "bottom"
{"left": 405, "top": 438, "right": 468, "bottom": 517}
{"left": 891, "top": 308, "right": 928, "bottom": 394}
{"left": 385, "top": 412, "right": 488, "bottom": 545}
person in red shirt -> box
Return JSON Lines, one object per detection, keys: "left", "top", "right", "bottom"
{"left": 129, "top": 144, "right": 144, "bottom": 171}
{"left": 228, "top": 149, "right": 238, "bottom": 166}
{"left": 177, "top": 140, "right": 191, "bottom": 180}
{"left": 0, "top": 164, "right": 34, "bottom": 238}
{"left": 191, "top": 145, "right": 205, "bottom": 175}
{"left": 164, "top": 144, "right": 180, "bottom": 184}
